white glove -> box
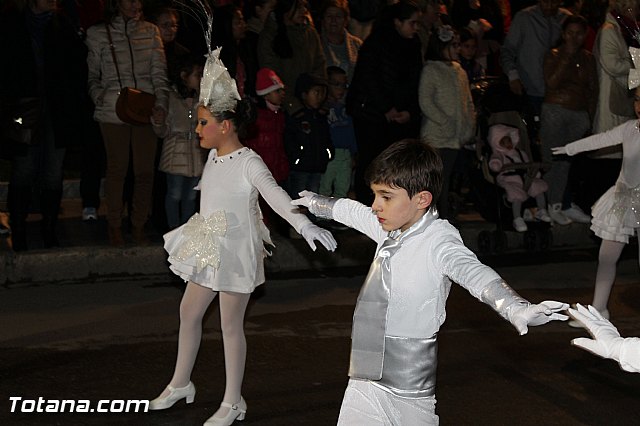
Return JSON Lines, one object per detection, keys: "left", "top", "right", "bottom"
{"left": 291, "top": 190, "right": 317, "bottom": 210}
{"left": 569, "top": 304, "right": 624, "bottom": 361}
{"left": 510, "top": 300, "right": 569, "bottom": 335}
{"left": 551, "top": 146, "right": 567, "bottom": 155}
{"left": 299, "top": 222, "right": 337, "bottom": 252}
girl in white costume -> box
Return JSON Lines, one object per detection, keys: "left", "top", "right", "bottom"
{"left": 148, "top": 3, "right": 337, "bottom": 425}
{"left": 553, "top": 47, "right": 640, "bottom": 321}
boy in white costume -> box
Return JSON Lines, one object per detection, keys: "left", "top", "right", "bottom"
{"left": 293, "top": 139, "right": 570, "bottom": 424}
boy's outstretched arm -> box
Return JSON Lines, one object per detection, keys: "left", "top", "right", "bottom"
{"left": 292, "top": 191, "right": 386, "bottom": 242}
{"left": 479, "top": 280, "right": 569, "bottom": 335}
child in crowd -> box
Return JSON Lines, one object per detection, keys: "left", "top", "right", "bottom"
{"left": 152, "top": 55, "right": 206, "bottom": 230}
{"left": 419, "top": 25, "right": 475, "bottom": 220}
{"left": 284, "top": 73, "right": 334, "bottom": 200}
{"left": 458, "top": 27, "right": 485, "bottom": 82}
{"left": 150, "top": 43, "right": 337, "bottom": 426}
{"left": 552, "top": 64, "right": 640, "bottom": 324}
{"left": 319, "top": 66, "right": 357, "bottom": 199}
{"left": 244, "top": 68, "right": 289, "bottom": 185}
{"left": 293, "top": 139, "right": 569, "bottom": 425}
{"left": 488, "top": 123, "right": 551, "bottom": 232}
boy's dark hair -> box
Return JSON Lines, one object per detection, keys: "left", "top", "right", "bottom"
{"left": 365, "top": 139, "right": 443, "bottom": 202}
{"left": 294, "top": 73, "right": 327, "bottom": 101}
{"left": 327, "top": 66, "right": 347, "bottom": 79}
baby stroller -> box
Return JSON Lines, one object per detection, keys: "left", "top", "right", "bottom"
{"left": 472, "top": 109, "right": 553, "bottom": 253}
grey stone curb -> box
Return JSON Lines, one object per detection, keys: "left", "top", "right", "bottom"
{"left": 0, "top": 222, "right": 597, "bottom": 285}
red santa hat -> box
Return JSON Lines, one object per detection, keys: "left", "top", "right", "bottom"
{"left": 255, "top": 68, "right": 285, "bottom": 96}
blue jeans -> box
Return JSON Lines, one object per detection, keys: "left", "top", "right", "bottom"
{"left": 10, "top": 113, "right": 65, "bottom": 191}
{"left": 165, "top": 173, "right": 200, "bottom": 229}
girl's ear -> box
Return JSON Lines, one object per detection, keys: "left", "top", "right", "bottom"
{"left": 221, "top": 119, "right": 232, "bottom": 134}
{"left": 416, "top": 191, "right": 433, "bottom": 210}
{"left": 180, "top": 71, "right": 188, "bottom": 82}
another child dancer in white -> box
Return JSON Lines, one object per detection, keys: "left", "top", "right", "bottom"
{"left": 569, "top": 304, "right": 640, "bottom": 373}
{"left": 553, "top": 47, "right": 640, "bottom": 322}
{"left": 148, "top": 4, "right": 337, "bottom": 425}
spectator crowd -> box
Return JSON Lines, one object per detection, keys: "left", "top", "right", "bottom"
{"left": 0, "top": 0, "right": 635, "bottom": 250}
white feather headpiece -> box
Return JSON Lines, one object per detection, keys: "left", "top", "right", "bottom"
{"left": 629, "top": 47, "right": 640, "bottom": 89}
{"left": 175, "top": 0, "right": 240, "bottom": 112}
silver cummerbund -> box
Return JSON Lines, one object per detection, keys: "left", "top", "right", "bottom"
{"left": 354, "top": 334, "right": 438, "bottom": 398}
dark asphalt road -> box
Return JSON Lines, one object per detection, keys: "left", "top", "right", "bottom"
{"left": 1, "top": 261, "right": 640, "bottom": 426}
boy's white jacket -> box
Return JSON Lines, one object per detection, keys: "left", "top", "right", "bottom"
{"left": 332, "top": 198, "right": 508, "bottom": 338}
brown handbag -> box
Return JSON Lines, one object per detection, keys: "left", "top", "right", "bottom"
{"left": 105, "top": 24, "right": 156, "bottom": 125}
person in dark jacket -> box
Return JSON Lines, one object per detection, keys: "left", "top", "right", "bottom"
{"left": 346, "top": 0, "right": 423, "bottom": 205}
{"left": 0, "top": 0, "right": 88, "bottom": 251}
{"left": 285, "top": 73, "right": 334, "bottom": 200}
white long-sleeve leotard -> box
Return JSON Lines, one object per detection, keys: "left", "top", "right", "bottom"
{"left": 164, "top": 147, "right": 310, "bottom": 292}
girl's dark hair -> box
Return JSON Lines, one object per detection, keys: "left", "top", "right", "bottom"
{"left": 211, "top": 98, "right": 257, "bottom": 139}
{"left": 553, "top": 14, "right": 588, "bottom": 48}
{"left": 365, "top": 138, "right": 443, "bottom": 202}
{"left": 424, "top": 27, "right": 458, "bottom": 61}
{"left": 174, "top": 54, "right": 204, "bottom": 98}
{"left": 272, "top": 0, "right": 299, "bottom": 59}
{"left": 104, "top": 0, "right": 134, "bottom": 24}
{"left": 372, "top": 0, "right": 420, "bottom": 34}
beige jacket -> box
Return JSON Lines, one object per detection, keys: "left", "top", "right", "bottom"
{"left": 419, "top": 60, "right": 475, "bottom": 149}
{"left": 86, "top": 16, "right": 169, "bottom": 124}
{"left": 153, "top": 91, "right": 205, "bottom": 178}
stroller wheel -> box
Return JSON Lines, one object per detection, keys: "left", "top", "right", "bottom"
{"left": 492, "top": 230, "right": 508, "bottom": 253}
{"left": 478, "top": 230, "right": 492, "bottom": 253}
{"left": 523, "top": 230, "right": 538, "bottom": 251}
{"left": 538, "top": 228, "right": 553, "bottom": 250}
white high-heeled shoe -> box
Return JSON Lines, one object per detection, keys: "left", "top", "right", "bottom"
{"left": 149, "top": 382, "right": 196, "bottom": 410}
{"left": 203, "top": 396, "right": 247, "bottom": 426}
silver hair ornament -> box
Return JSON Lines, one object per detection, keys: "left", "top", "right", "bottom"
{"left": 174, "top": 0, "right": 240, "bottom": 112}
{"left": 437, "top": 25, "right": 454, "bottom": 43}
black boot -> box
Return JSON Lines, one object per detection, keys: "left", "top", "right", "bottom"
{"left": 41, "top": 189, "right": 62, "bottom": 248}
{"left": 8, "top": 185, "right": 31, "bottom": 252}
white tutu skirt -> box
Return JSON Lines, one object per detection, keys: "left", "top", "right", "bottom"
{"left": 164, "top": 220, "right": 219, "bottom": 287}
{"left": 591, "top": 186, "right": 639, "bottom": 243}
{"left": 163, "top": 211, "right": 273, "bottom": 293}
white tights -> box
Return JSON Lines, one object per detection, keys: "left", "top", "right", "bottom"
{"left": 159, "top": 281, "right": 251, "bottom": 417}
{"left": 591, "top": 239, "right": 637, "bottom": 313}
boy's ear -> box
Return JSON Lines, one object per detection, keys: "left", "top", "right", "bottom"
{"left": 415, "top": 191, "right": 433, "bottom": 210}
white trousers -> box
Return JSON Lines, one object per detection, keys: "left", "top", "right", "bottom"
{"left": 337, "top": 379, "right": 438, "bottom": 425}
